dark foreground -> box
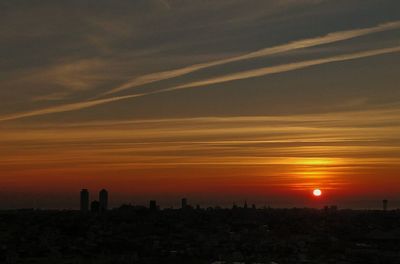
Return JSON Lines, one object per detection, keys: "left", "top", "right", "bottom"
{"left": 1, "top": 207, "right": 400, "bottom": 264}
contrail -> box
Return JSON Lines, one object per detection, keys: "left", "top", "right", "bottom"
{"left": 99, "top": 21, "right": 400, "bottom": 96}
{"left": 1, "top": 46, "right": 400, "bottom": 122}
{"left": 160, "top": 46, "right": 400, "bottom": 92}
{"left": 0, "top": 94, "right": 144, "bottom": 122}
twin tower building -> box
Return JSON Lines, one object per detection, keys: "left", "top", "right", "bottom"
{"left": 80, "top": 189, "right": 108, "bottom": 212}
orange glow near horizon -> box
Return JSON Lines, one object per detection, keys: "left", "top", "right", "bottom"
{"left": 1, "top": 110, "right": 400, "bottom": 208}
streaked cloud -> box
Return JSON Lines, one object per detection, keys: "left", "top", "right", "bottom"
{"left": 0, "top": 94, "right": 143, "bottom": 122}
{"left": 100, "top": 21, "right": 400, "bottom": 96}
{"left": 1, "top": 107, "right": 400, "bottom": 197}
{"left": 1, "top": 46, "right": 399, "bottom": 122}
{"left": 165, "top": 46, "right": 400, "bottom": 91}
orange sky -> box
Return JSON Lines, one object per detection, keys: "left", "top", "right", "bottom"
{"left": 1, "top": 1, "right": 400, "bottom": 209}
{"left": 2, "top": 111, "right": 400, "bottom": 208}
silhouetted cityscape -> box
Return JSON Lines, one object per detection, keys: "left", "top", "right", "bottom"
{"left": 2, "top": 0, "right": 400, "bottom": 263}
{"left": 0, "top": 190, "right": 399, "bottom": 263}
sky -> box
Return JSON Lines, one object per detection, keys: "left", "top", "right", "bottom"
{"left": 1, "top": 0, "right": 400, "bottom": 209}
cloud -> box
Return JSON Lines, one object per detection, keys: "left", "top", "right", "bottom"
{"left": 99, "top": 21, "right": 400, "bottom": 96}
{"left": 0, "top": 94, "right": 143, "bottom": 122}
{"left": 2, "top": 106, "right": 400, "bottom": 171}
{"left": 163, "top": 46, "right": 400, "bottom": 92}
{"left": 1, "top": 45, "right": 400, "bottom": 122}
{"left": 2, "top": 58, "right": 117, "bottom": 96}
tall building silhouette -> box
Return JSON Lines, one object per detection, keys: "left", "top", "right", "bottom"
{"left": 80, "top": 189, "right": 89, "bottom": 212}
{"left": 149, "top": 200, "right": 157, "bottom": 211}
{"left": 383, "top": 199, "right": 388, "bottom": 211}
{"left": 99, "top": 189, "right": 108, "bottom": 212}
{"left": 181, "top": 198, "right": 187, "bottom": 209}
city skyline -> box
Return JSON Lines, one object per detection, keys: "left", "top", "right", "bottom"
{"left": 8, "top": 188, "right": 396, "bottom": 211}
{"left": 1, "top": 0, "right": 400, "bottom": 209}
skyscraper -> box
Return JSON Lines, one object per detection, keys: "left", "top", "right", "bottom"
{"left": 80, "top": 189, "right": 89, "bottom": 212}
{"left": 149, "top": 200, "right": 157, "bottom": 211}
{"left": 181, "top": 198, "right": 187, "bottom": 209}
{"left": 99, "top": 189, "right": 108, "bottom": 212}
{"left": 383, "top": 199, "right": 388, "bottom": 211}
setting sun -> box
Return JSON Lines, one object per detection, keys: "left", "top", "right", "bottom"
{"left": 313, "top": 189, "right": 322, "bottom": 197}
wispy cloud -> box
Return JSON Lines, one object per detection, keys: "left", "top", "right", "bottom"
{"left": 1, "top": 45, "right": 400, "bottom": 122}
{"left": 0, "top": 94, "right": 143, "bottom": 122}
{"left": 1, "top": 58, "right": 122, "bottom": 102}
{"left": 2, "top": 107, "right": 400, "bottom": 194}
{"left": 99, "top": 21, "right": 400, "bottom": 96}
{"left": 163, "top": 46, "right": 400, "bottom": 91}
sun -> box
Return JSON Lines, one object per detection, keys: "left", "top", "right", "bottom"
{"left": 313, "top": 189, "right": 322, "bottom": 197}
